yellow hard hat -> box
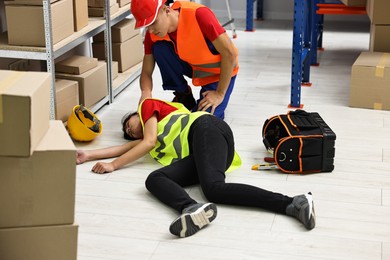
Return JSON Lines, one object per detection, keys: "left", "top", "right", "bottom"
{"left": 67, "top": 105, "right": 102, "bottom": 141}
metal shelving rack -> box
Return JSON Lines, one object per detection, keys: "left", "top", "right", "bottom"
{"left": 289, "top": 0, "right": 314, "bottom": 108}
{"left": 0, "top": 0, "right": 141, "bottom": 119}
{"left": 289, "top": 0, "right": 366, "bottom": 108}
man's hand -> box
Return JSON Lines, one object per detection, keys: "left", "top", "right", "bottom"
{"left": 197, "top": 90, "right": 224, "bottom": 115}
{"left": 91, "top": 162, "right": 115, "bottom": 174}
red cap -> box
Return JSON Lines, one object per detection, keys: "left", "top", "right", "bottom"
{"left": 131, "top": 0, "right": 167, "bottom": 29}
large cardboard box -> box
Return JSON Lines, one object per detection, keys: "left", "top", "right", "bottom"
{"left": 339, "top": 0, "right": 366, "bottom": 6}
{"left": 0, "top": 224, "right": 78, "bottom": 260}
{"left": 56, "top": 61, "right": 108, "bottom": 107}
{"left": 94, "top": 18, "right": 139, "bottom": 43}
{"left": 55, "top": 79, "right": 79, "bottom": 122}
{"left": 73, "top": 0, "right": 88, "bottom": 32}
{"left": 350, "top": 51, "right": 390, "bottom": 110}
{"left": 13, "top": 0, "right": 58, "bottom": 3}
{"left": 117, "top": 0, "right": 130, "bottom": 7}
{"left": 0, "top": 121, "right": 76, "bottom": 228}
{"left": 5, "top": 0, "right": 74, "bottom": 46}
{"left": 88, "top": 2, "right": 119, "bottom": 17}
{"left": 55, "top": 55, "right": 98, "bottom": 74}
{"left": 93, "top": 34, "right": 143, "bottom": 72}
{"left": 369, "top": 24, "right": 390, "bottom": 52}
{"left": 0, "top": 70, "right": 50, "bottom": 157}
{"left": 367, "top": 0, "right": 390, "bottom": 24}
{"left": 88, "top": 0, "right": 116, "bottom": 7}
{"left": 12, "top": 0, "right": 58, "bottom": 3}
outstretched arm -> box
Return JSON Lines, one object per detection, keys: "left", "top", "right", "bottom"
{"left": 76, "top": 140, "right": 142, "bottom": 164}
{"left": 77, "top": 115, "right": 158, "bottom": 174}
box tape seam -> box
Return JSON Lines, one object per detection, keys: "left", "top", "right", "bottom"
{"left": 375, "top": 53, "right": 390, "bottom": 78}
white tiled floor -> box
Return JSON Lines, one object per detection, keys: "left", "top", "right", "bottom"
{"left": 75, "top": 19, "right": 390, "bottom": 259}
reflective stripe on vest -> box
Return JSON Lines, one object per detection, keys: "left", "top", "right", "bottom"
{"left": 154, "top": 113, "right": 190, "bottom": 162}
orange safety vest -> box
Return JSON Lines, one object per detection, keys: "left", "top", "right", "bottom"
{"left": 150, "top": 1, "right": 239, "bottom": 86}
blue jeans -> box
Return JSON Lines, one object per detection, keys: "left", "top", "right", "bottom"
{"left": 152, "top": 41, "right": 236, "bottom": 119}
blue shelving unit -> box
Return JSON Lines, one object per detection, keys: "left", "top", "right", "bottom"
{"left": 246, "top": 0, "right": 263, "bottom": 31}
{"left": 290, "top": 0, "right": 318, "bottom": 108}
{"left": 289, "top": 0, "right": 366, "bottom": 108}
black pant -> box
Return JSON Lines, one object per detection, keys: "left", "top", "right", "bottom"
{"left": 145, "top": 115, "right": 293, "bottom": 214}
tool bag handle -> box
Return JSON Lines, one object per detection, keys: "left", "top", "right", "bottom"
{"left": 287, "top": 110, "right": 318, "bottom": 129}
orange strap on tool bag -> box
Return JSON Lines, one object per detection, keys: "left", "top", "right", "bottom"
{"left": 262, "top": 110, "right": 336, "bottom": 174}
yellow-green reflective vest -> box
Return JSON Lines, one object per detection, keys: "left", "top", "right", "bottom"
{"left": 138, "top": 99, "right": 241, "bottom": 172}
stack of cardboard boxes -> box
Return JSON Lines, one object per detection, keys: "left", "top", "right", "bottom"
{"left": 5, "top": 0, "right": 88, "bottom": 47}
{"left": 0, "top": 70, "right": 78, "bottom": 260}
{"left": 92, "top": 18, "right": 143, "bottom": 75}
{"left": 367, "top": 0, "right": 390, "bottom": 52}
{"left": 55, "top": 55, "right": 109, "bottom": 109}
{"left": 88, "top": 0, "right": 119, "bottom": 17}
{"left": 349, "top": 0, "right": 390, "bottom": 110}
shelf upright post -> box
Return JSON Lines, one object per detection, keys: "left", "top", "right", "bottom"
{"left": 256, "top": 0, "right": 263, "bottom": 20}
{"left": 290, "top": 0, "right": 310, "bottom": 108}
{"left": 246, "top": 0, "right": 254, "bottom": 31}
{"left": 301, "top": 0, "right": 312, "bottom": 85}
{"left": 105, "top": 0, "right": 114, "bottom": 104}
{"left": 310, "top": 0, "right": 320, "bottom": 65}
{"left": 43, "top": 0, "right": 56, "bottom": 119}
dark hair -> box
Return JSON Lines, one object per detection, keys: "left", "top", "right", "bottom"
{"left": 121, "top": 111, "right": 140, "bottom": 141}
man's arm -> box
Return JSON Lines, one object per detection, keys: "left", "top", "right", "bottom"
{"left": 198, "top": 32, "right": 237, "bottom": 114}
{"left": 139, "top": 54, "right": 156, "bottom": 104}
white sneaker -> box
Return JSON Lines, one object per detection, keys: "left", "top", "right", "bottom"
{"left": 169, "top": 203, "right": 217, "bottom": 238}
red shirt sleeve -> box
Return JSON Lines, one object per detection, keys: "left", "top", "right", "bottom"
{"left": 144, "top": 32, "right": 153, "bottom": 55}
{"left": 195, "top": 7, "right": 225, "bottom": 42}
{"left": 140, "top": 99, "right": 177, "bottom": 123}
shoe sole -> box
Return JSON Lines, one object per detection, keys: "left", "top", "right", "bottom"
{"left": 304, "top": 193, "right": 316, "bottom": 230}
{"left": 169, "top": 203, "right": 217, "bottom": 238}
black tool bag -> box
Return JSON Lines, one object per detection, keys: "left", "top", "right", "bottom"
{"left": 262, "top": 110, "right": 336, "bottom": 174}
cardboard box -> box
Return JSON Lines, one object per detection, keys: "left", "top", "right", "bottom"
{"left": 93, "top": 34, "right": 143, "bottom": 72}
{"left": 0, "top": 121, "right": 76, "bottom": 228}
{"left": 0, "top": 224, "right": 78, "bottom": 260}
{"left": 12, "top": 0, "right": 58, "bottom": 3}
{"left": 56, "top": 61, "right": 108, "bottom": 107}
{"left": 112, "top": 60, "right": 118, "bottom": 79}
{"left": 94, "top": 18, "right": 139, "bottom": 43}
{"left": 73, "top": 0, "right": 88, "bottom": 32}
{"left": 0, "top": 70, "right": 50, "bottom": 157}
{"left": 350, "top": 51, "right": 390, "bottom": 110}
{"left": 367, "top": 0, "right": 390, "bottom": 24}
{"left": 369, "top": 24, "right": 390, "bottom": 52}
{"left": 339, "top": 0, "right": 366, "bottom": 6}
{"left": 88, "top": 2, "right": 119, "bottom": 17}
{"left": 117, "top": 0, "right": 130, "bottom": 7}
{"left": 5, "top": 0, "right": 74, "bottom": 46}
{"left": 55, "top": 55, "right": 98, "bottom": 75}
{"left": 88, "top": 0, "right": 116, "bottom": 7}
{"left": 55, "top": 79, "right": 79, "bottom": 122}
